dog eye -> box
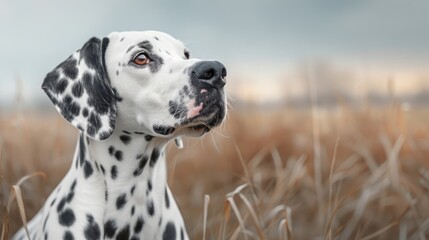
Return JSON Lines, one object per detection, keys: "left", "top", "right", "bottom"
{"left": 184, "top": 51, "right": 190, "bottom": 59}
{"left": 133, "top": 53, "right": 150, "bottom": 65}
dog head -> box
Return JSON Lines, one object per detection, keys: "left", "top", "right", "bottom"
{"left": 42, "top": 31, "right": 227, "bottom": 140}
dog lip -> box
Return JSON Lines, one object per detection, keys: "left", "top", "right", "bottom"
{"left": 182, "top": 88, "right": 225, "bottom": 129}
{"left": 184, "top": 104, "right": 225, "bottom": 131}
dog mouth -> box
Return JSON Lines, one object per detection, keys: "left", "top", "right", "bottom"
{"left": 181, "top": 105, "right": 223, "bottom": 132}
{"left": 164, "top": 86, "right": 226, "bottom": 137}
{"left": 179, "top": 90, "right": 225, "bottom": 133}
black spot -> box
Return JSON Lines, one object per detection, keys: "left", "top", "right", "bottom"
{"left": 42, "top": 70, "right": 59, "bottom": 93}
{"left": 147, "top": 200, "right": 155, "bottom": 216}
{"left": 169, "top": 100, "right": 187, "bottom": 119}
{"left": 120, "top": 135, "right": 131, "bottom": 145}
{"left": 131, "top": 237, "right": 139, "bottom": 240}
{"left": 59, "top": 208, "right": 76, "bottom": 227}
{"left": 64, "top": 94, "right": 73, "bottom": 105}
{"left": 67, "top": 191, "right": 74, "bottom": 203}
{"left": 88, "top": 112, "right": 102, "bottom": 136}
{"left": 154, "top": 36, "right": 159, "bottom": 41}
{"left": 159, "top": 217, "right": 162, "bottom": 226}
{"left": 116, "top": 225, "right": 130, "bottom": 240}
{"left": 108, "top": 146, "right": 115, "bottom": 155}
{"left": 50, "top": 197, "right": 56, "bottom": 206}
{"left": 111, "top": 165, "right": 118, "bottom": 179}
{"left": 183, "top": 85, "right": 190, "bottom": 96}
{"left": 72, "top": 82, "right": 84, "bottom": 97}
{"left": 148, "top": 53, "right": 164, "bottom": 73}
{"left": 81, "top": 38, "right": 101, "bottom": 68}
{"left": 61, "top": 58, "right": 79, "bottom": 80}
{"left": 69, "top": 101, "right": 81, "bottom": 117}
{"left": 134, "top": 131, "right": 144, "bottom": 135}
{"left": 130, "top": 185, "right": 136, "bottom": 195}
{"left": 114, "top": 151, "right": 123, "bottom": 161}
{"left": 84, "top": 214, "right": 101, "bottom": 240}
{"left": 137, "top": 40, "right": 153, "bottom": 51}
{"left": 105, "top": 190, "right": 108, "bottom": 201}
{"left": 153, "top": 125, "right": 175, "bottom": 135}
{"left": 126, "top": 45, "right": 135, "bottom": 53}
{"left": 136, "top": 154, "right": 143, "bottom": 160}
{"left": 120, "top": 37, "right": 125, "bottom": 42}
{"left": 134, "top": 217, "right": 144, "bottom": 233}
{"left": 57, "top": 197, "right": 67, "bottom": 212}
{"left": 43, "top": 213, "right": 50, "bottom": 231}
{"left": 71, "top": 179, "right": 77, "bottom": 191}
{"left": 63, "top": 230, "right": 75, "bottom": 240}
{"left": 131, "top": 205, "right": 135, "bottom": 216}
{"left": 133, "top": 155, "right": 148, "bottom": 176}
{"left": 150, "top": 148, "right": 160, "bottom": 167}
{"left": 116, "top": 70, "right": 119, "bottom": 76}
{"left": 82, "top": 108, "right": 89, "bottom": 117}
{"left": 83, "top": 160, "right": 94, "bottom": 179}
{"left": 165, "top": 188, "right": 170, "bottom": 208}
{"left": 104, "top": 219, "right": 117, "bottom": 238}
{"left": 58, "top": 100, "right": 75, "bottom": 123}
{"left": 55, "top": 78, "right": 69, "bottom": 94}
{"left": 180, "top": 228, "right": 184, "bottom": 240}
{"left": 122, "top": 130, "right": 131, "bottom": 134}
{"left": 147, "top": 180, "right": 152, "bottom": 191}
{"left": 100, "top": 165, "right": 106, "bottom": 174}
{"left": 116, "top": 193, "right": 127, "bottom": 210}
{"left": 144, "top": 135, "right": 153, "bottom": 141}
{"left": 163, "top": 222, "right": 176, "bottom": 240}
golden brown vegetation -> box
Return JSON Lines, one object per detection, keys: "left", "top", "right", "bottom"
{"left": 1, "top": 103, "right": 429, "bottom": 239}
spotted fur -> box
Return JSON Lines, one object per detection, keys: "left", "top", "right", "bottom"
{"left": 12, "top": 31, "right": 227, "bottom": 240}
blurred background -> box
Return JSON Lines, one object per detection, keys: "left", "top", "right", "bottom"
{"left": 1, "top": 0, "right": 429, "bottom": 239}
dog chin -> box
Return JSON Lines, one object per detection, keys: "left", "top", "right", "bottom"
{"left": 184, "top": 124, "right": 211, "bottom": 137}
{"left": 178, "top": 111, "right": 225, "bottom": 137}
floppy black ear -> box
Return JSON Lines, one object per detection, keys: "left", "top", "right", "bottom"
{"left": 42, "top": 37, "right": 117, "bottom": 140}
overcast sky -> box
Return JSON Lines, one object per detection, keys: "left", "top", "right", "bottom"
{"left": 1, "top": 0, "right": 429, "bottom": 105}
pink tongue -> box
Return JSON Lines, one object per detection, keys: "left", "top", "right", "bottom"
{"left": 187, "top": 99, "right": 203, "bottom": 118}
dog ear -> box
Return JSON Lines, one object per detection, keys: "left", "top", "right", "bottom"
{"left": 42, "top": 37, "right": 117, "bottom": 140}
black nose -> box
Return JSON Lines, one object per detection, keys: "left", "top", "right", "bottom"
{"left": 191, "top": 61, "right": 226, "bottom": 88}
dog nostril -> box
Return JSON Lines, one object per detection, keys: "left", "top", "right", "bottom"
{"left": 200, "top": 69, "right": 216, "bottom": 80}
{"left": 221, "top": 67, "right": 227, "bottom": 78}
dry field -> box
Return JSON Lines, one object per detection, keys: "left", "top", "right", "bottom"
{"left": 1, "top": 103, "right": 429, "bottom": 239}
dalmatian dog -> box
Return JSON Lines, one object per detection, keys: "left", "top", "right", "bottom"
{"left": 12, "top": 31, "right": 226, "bottom": 240}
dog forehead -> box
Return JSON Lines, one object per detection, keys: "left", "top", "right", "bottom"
{"left": 109, "top": 31, "right": 185, "bottom": 53}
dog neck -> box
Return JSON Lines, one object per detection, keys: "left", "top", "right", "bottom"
{"left": 70, "top": 128, "right": 181, "bottom": 237}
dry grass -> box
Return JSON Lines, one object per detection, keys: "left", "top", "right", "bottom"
{"left": 1, "top": 103, "right": 429, "bottom": 239}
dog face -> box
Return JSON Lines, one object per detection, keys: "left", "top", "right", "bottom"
{"left": 42, "top": 31, "right": 227, "bottom": 140}
{"left": 106, "top": 31, "right": 227, "bottom": 137}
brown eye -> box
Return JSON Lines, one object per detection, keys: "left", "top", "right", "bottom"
{"left": 133, "top": 53, "right": 150, "bottom": 65}
{"left": 184, "top": 51, "right": 190, "bottom": 59}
